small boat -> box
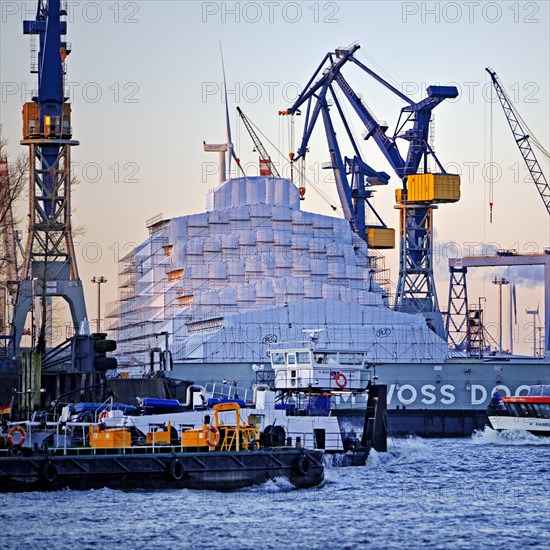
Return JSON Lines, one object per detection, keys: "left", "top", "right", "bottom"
{"left": 0, "top": 332, "right": 387, "bottom": 474}
{"left": 486, "top": 385, "right": 550, "bottom": 436}
{"left": 0, "top": 402, "right": 324, "bottom": 493}
{"left": 99, "top": 333, "right": 386, "bottom": 465}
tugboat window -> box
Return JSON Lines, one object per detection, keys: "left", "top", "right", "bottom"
{"left": 534, "top": 404, "right": 550, "bottom": 417}
{"left": 339, "top": 353, "right": 363, "bottom": 365}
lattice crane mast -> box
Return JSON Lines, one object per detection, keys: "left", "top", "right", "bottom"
{"left": 281, "top": 44, "right": 460, "bottom": 336}
{"left": 237, "top": 107, "right": 280, "bottom": 178}
{"left": 12, "top": 0, "right": 88, "bottom": 350}
{"left": 486, "top": 68, "right": 550, "bottom": 215}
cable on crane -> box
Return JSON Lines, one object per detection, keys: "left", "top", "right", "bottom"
{"left": 357, "top": 50, "right": 402, "bottom": 97}
{"left": 509, "top": 102, "right": 549, "bottom": 160}
{"left": 250, "top": 117, "right": 343, "bottom": 215}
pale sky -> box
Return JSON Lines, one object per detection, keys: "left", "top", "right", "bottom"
{"left": 1, "top": 0, "right": 549, "bottom": 354}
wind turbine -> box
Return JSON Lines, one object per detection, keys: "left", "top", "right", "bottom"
{"left": 220, "top": 43, "right": 244, "bottom": 179}
{"left": 509, "top": 282, "right": 517, "bottom": 354}
{"left": 526, "top": 304, "right": 540, "bottom": 357}
{"left": 203, "top": 44, "right": 244, "bottom": 183}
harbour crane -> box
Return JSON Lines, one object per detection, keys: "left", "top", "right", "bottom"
{"left": 237, "top": 107, "right": 280, "bottom": 178}
{"left": 281, "top": 44, "right": 460, "bottom": 336}
{"left": 12, "top": 0, "right": 88, "bottom": 350}
{"left": 486, "top": 68, "right": 550, "bottom": 215}
{"left": 6, "top": 1, "right": 118, "bottom": 416}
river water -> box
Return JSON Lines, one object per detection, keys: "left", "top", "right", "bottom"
{"left": 1, "top": 428, "right": 548, "bottom": 549}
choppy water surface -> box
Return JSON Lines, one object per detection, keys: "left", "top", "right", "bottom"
{"left": 1, "top": 429, "right": 548, "bottom": 549}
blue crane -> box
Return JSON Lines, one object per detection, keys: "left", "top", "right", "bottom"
{"left": 282, "top": 44, "right": 460, "bottom": 335}
{"left": 486, "top": 68, "right": 550, "bottom": 215}
{"left": 13, "top": 0, "right": 88, "bottom": 351}
{"left": 23, "top": 0, "right": 71, "bottom": 215}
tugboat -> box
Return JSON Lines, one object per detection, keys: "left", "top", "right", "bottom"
{"left": 486, "top": 385, "right": 550, "bottom": 436}
{"left": 82, "top": 332, "right": 386, "bottom": 465}
{"left": 0, "top": 402, "right": 324, "bottom": 493}
{"left": 266, "top": 331, "right": 387, "bottom": 462}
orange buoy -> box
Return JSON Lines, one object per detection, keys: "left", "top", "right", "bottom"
{"left": 7, "top": 425, "right": 26, "bottom": 446}
{"left": 204, "top": 424, "right": 220, "bottom": 447}
{"left": 333, "top": 372, "right": 347, "bottom": 389}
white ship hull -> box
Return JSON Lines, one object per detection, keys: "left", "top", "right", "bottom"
{"left": 487, "top": 415, "right": 550, "bottom": 435}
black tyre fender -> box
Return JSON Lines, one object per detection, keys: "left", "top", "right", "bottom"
{"left": 168, "top": 459, "right": 184, "bottom": 481}
{"left": 93, "top": 356, "right": 118, "bottom": 372}
{"left": 294, "top": 455, "right": 311, "bottom": 476}
{"left": 261, "top": 425, "right": 273, "bottom": 448}
{"left": 270, "top": 426, "right": 286, "bottom": 447}
{"left": 94, "top": 338, "right": 117, "bottom": 353}
{"left": 42, "top": 461, "right": 57, "bottom": 483}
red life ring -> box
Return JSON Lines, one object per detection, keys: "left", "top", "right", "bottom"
{"left": 7, "top": 425, "right": 26, "bottom": 446}
{"left": 98, "top": 410, "right": 109, "bottom": 423}
{"left": 333, "top": 372, "right": 347, "bottom": 389}
{"left": 204, "top": 424, "right": 220, "bottom": 447}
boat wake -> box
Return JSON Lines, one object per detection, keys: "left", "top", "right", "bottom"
{"left": 238, "top": 476, "right": 296, "bottom": 494}
{"left": 472, "top": 426, "right": 550, "bottom": 446}
{"left": 368, "top": 436, "right": 432, "bottom": 468}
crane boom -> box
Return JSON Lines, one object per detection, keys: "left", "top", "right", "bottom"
{"left": 486, "top": 68, "right": 550, "bottom": 214}
{"left": 236, "top": 107, "right": 279, "bottom": 177}
{"left": 283, "top": 44, "right": 460, "bottom": 337}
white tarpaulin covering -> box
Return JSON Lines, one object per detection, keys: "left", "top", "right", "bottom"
{"left": 109, "top": 176, "right": 448, "bottom": 368}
